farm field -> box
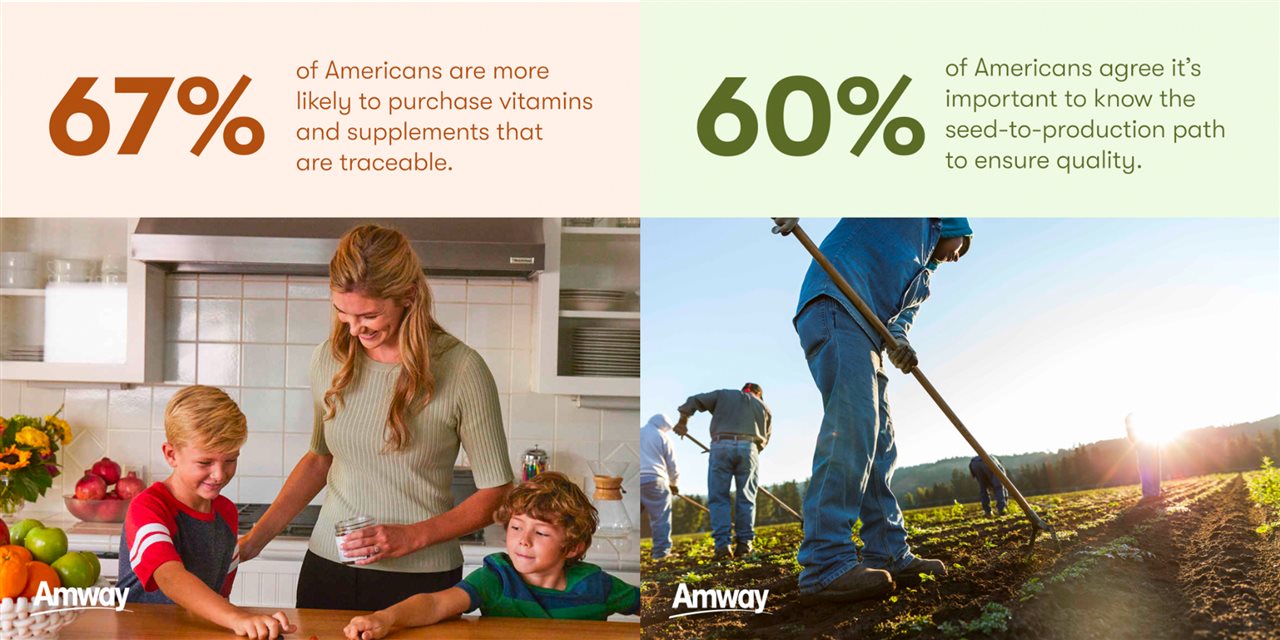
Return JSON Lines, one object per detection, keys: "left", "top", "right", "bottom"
{"left": 641, "top": 473, "right": 1280, "bottom": 639}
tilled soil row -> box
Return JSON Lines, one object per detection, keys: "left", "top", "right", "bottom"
{"left": 1006, "top": 475, "right": 1278, "bottom": 640}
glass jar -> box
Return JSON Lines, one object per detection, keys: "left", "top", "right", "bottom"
{"left": 334, "top": 515, "right": 377, "bottom": 564}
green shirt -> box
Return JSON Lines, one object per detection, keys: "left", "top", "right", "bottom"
{"left": 308, "top": 331, "right": 514, "bottom": 572}
{"left": 459, "top": 553, "right": 640, "bottom": 619}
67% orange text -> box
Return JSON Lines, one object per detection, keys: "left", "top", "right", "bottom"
{"left": 49, "top": 76, "right": 264, "bottom": 156}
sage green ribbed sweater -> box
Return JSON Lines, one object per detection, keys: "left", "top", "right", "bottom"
{"left": 307, "top": 331, "right": 513, "bottom": 573}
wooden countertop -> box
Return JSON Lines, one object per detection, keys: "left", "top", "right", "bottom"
{"left": 61, "top": 603, "right": 639, "bottom": 639}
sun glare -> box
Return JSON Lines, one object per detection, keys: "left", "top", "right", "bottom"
{"left": 1126, "top": 412, "right": 1181, "bottom": 445}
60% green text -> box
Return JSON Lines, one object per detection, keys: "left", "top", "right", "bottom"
{"left": 697, "top": 75, "right": 923, "bottom": 157}
{"left": 49, "top": 76, "right": 264, "bottom": 156}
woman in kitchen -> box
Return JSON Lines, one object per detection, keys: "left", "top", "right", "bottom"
{"left": 237, "top": 224, "right": 514, "bottom": 610}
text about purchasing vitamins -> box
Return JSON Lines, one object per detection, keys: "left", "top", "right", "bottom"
{"left": 941, "top": 57, "right": 1222, "bottom": 175}
{"left": 291, "top": 59, "right": 595, "bottom": 173}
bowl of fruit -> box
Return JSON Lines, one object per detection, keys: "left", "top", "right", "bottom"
{"left": 0, "top": 518, "right": 104, "bottom": 639}
{"left": 64, "top": 458, "right": 145, "bottom": 524}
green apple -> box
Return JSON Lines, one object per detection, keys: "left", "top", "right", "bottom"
{"left": 10, "top": 519, "right": 43, "bottom": 546}
{"left": 24, "top": 526, "right": 68, "bottom": 564}
{"left": 76, "top": 550, "right": 100, "bottom": 586}
{"left": 52, "top": 552, "right": 96, "bottom": 588}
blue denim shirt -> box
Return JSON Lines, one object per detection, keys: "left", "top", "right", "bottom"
{"left": 795, "top": 218, "right": 946, "bottom": 348}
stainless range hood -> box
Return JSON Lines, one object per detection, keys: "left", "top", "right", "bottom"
{"left": 131, "top": 218, "right": 544, "bottom": 278}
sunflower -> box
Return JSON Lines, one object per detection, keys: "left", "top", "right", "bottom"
{"left": 15, "top": 427, "right": 51, "bottom": 455}
{"left": 44, "top": 415, "right": 72, "bottom": 445}
{"left": 0, "top": 445, "right": 31, "bottom": 472}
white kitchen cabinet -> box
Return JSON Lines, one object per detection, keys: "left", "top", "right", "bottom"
{"left": 230, "top": 558, "right": 302, "bottom": 608}
{"left": 0, "top": 218, "right": 164, "bottom": 383}
{"left": 532, "top": 219, "right": 639, "bottom": 398}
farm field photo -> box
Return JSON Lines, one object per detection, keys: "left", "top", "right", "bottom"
{"left": 638, "top": 218, "right": 1280, "bottom": 639}
{"left": 643, "top": 462, "right": 1280, "bottom": 639}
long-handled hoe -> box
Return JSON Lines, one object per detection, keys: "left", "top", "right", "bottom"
{"left": 779, "top": 223, "right": 1059, "bottom": 552}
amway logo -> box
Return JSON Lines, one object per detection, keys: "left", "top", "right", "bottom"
{"left": 30, "top": 583, "right": 131, "bottom": 615}
{"left": 668, "top": 582, "right": 770, "bottom": 618}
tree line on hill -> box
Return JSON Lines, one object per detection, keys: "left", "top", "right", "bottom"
{"left": 664, "top": 416, "right": 1279, "bottom": 535}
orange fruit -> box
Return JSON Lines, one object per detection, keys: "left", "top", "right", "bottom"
{"left": 0, "top": 546, "right": 33, "bottom": 564}
{"left": 0, "top": 554, "right": 28, "bottom": 599}
{"left": 20, "top": 562, "right": 60, "bottom": 599}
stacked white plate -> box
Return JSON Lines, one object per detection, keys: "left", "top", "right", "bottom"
{"left": 2, "top": 345, "right": 44, "bottom": 361}
{"left": 572, "top": 327, "right": 639, "bottom": 377}
{"left": 561, "top": 288, "right": 627, "bottom": 312}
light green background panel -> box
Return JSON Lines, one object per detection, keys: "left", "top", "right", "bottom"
{"left": 641, "top": 1, "right": 1279, "bottom": 215}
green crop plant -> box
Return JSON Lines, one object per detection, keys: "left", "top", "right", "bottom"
{"left": 938, "top": 603, "right": 1012, "bottom": 638}
{"left": 1248, "top": 457, "right": 1280, "bottom": 534}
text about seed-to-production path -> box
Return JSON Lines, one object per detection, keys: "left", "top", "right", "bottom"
{"left": 941, "top": 56, "right": 1224, "bottom": 176}
{"left": 291, "top": 59, "right": 596, "bottom": 174}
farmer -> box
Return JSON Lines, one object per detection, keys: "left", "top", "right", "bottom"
{"left": 772, "top": 217, "right": 972, "bottom": 604}
{"left": 640, "top": 413, "right": 681, "bottom": 560}
{"left": 969, "top": 455, "right": 1007, "bottom": 516}
{"left": 673, "top": 383, "right": 772, "bottom": 559}
{"left": 1126, "top": 413, "right": 1162, "bottom": 499}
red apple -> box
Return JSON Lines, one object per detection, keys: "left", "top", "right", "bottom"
{"left": 74, "top": 472, "right": 107, "bottom": 500}
{"left": 91, "top": 457, "right": 121, "bottom": 485}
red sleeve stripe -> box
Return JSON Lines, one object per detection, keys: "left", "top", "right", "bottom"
{"left": 129, "top": 523, "right": 174, "bottom": 568}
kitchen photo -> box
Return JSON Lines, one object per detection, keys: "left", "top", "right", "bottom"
{"left": 0, "top": 217, "right": 640, "bottom": 639}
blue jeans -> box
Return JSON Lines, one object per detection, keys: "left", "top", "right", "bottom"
{"left": 795, "top": 297, "right": 916, "bottom": 594}
{"left": 707, "top": 440, "right": 759, "bottom": 549}
{"left": 977, "top": 475, "right": 1007, "bottom": 514}
{"left": 640, "top": 478, "right": 673, "bottom": 558}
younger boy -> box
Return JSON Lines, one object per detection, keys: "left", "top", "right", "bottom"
{"left": 118, "top": 385, "right": 296, "bottom": 640}
{"left": 343, "top": 472, "right": 640, "bottom": 639}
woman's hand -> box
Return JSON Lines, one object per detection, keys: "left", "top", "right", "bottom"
{"left": 341, "top": 523, "right": 425, "bottom": 565}
{"left": 237, "top": 530, "right": 266, "bottom": 564}
{"left": 344, "top": 611, "right": 394, "bottom": 640}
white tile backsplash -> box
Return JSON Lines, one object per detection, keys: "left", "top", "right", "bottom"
{"left": 198, "top": 299, "right": 242, "bottom": 342}
{"left": 242, "top": 300, "right": 287, "bottom": 343}
{"left": 197, "top": 343, "right": 241, "bottom": 386}
{"left": 243, "top": 278, "right": 287, "bottom": 299}
{"left": 241, "top": 388, "right": 284, "bottom": 432}
{"left": 467, "top": 305, "right": 513, "bottom": 349}
{"left": 286, "top": 301, "right": 331, "bottom": 344}
{"left": 4, "top": 275, "right": 637, "bottom": 532}
{"left": 284, "top": 389, "right": 314, "bottom": 433}
{"left": 242, "top": 344, "right": 286, "bottom": 387}
{"left": 108, "top": 387, "right": 152, "bottom": 430}
{"left": 165, "top": 342, "right": 197, "bottom": 384}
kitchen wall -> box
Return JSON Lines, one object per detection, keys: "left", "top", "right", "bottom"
{"left": 0, "top": 273, "right": 640, "bottom": 529}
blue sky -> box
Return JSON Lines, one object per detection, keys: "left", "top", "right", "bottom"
{"left": 642, "top": 218, "right": 1280, "bottom": 495}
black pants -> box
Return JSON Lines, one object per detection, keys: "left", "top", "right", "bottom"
{"left": 296, "top": 550, "right": 463, "bottom": 611}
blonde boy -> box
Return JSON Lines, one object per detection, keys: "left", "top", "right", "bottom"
{"left": 118, "top": 385, "right": 296, "bottom": 640}
{"left": 343, "top": 472, "right": 640, "bottom": 639}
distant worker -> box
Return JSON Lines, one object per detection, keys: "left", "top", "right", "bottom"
{"left": 640, "top": 414, "right": 681, "bottom": 560}
{"left": 773, "top": 217, "right": 971, "bottom": 604}
{"left": 968, "top": 456, "right": 1007, "bottom": 516}
{"left": 673, "top": 383, "right": 772, "bottom": 559}
{"left": 1126, "top": 413, "right": 1162, "bottom": 499}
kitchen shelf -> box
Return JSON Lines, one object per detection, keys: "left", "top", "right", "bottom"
{"left": 558, "top": 310, "right": 640, "bottom": 320}
{"left": 0, "top": 217, "right": 164, "bottom": 383}
{"left": 532, "top": 218, "right": 640, "bottom": 398}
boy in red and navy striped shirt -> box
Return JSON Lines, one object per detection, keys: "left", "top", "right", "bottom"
{"left": 118, "top": 385, "right": 295, "bottom": 639}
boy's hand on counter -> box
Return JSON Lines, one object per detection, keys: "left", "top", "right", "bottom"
{"left": 344, "top": 611, "right": 394, "bottom": 640}
{"left": 342, "top": 523, "right": 423, "bottom": 565}
{"left": 231, "top": 610, "right": 296, "bottom": 640}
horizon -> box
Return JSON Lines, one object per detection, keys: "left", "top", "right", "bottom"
{"left": 642, "top": 218, "right": 1280, "bottom": 495}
